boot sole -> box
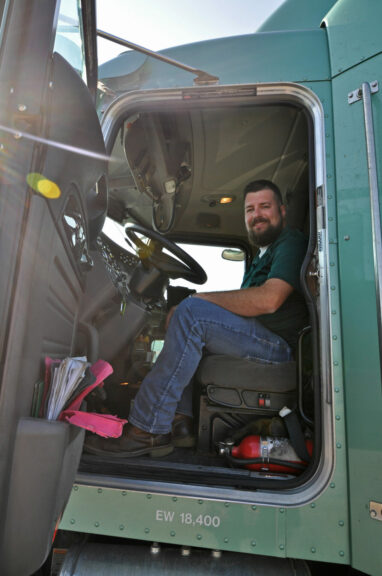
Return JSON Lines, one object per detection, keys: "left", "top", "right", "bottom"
{"left": 173, "top": 436, "right": 196, "bottom": 448}
{"left": 150, "top": 444, "right": 175, "bottom": 457}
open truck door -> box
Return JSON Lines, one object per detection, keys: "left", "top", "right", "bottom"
{"left": 0, "top": 1, "right": 107, "bottom": 574}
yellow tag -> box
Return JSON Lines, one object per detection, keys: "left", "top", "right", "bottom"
{"left": 27, "top": 172, "right": 61, "bottom": 199}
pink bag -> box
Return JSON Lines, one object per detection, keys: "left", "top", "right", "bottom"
{"left": 58, "top": 359, "right": 127, "bottom": 437}
{"left": 60, "top": 411, "right": 127, "bottom": 438}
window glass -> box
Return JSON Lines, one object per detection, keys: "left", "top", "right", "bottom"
{"left": 169, "top": 244, "right": 244, "bottom": 292}
{"left": 54, "top": 0, "right": 85, "bottom": 79}
{"left": 102, "top": 218, "right": 245, "bottom": 292}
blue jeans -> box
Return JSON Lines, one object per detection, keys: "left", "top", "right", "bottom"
{"left": 129, "top": 297, "right": 293, "bottom": 434}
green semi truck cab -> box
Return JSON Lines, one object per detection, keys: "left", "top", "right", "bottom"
{"left": 0, "top": 1, "right": 381, "bottom": 575}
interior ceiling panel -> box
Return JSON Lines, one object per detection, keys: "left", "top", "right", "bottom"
{"left": 200, "top": 107, "right": 300, "bottom": 191}
{"left": 108, "top": 101, "right": 309, "bottom": 239}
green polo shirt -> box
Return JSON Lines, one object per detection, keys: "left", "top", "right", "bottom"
{"left": 241, "top": 227, "right": 308, "bottom": 349}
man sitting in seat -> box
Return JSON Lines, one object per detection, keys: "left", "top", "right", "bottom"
{"left": 85, "top": 180, "right": 308, "bottom": 457}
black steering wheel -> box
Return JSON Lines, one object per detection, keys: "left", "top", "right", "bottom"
{"left": 125, "top": 223, "right": 207, "bottom": 285}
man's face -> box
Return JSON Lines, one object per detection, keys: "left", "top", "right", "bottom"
{"left": 244, "top": 188, "right": 286, "bottom": 247}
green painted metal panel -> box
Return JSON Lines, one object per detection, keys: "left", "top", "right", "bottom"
{"left": 61, "top": 486, "right": 280, "bottom": 557}
{"left": 61, "top": 479, "right": 350, "bottom": 565}
{"left": 98, "top": 29, "right": 330, "bottom": 95}
{"left": 323, "top": 0, "right": 382, "bottom": 78}
{"left": 258, "top": 0, "right": 336, "bottom": 32}
{"left": 286, "top": 477, "right": 350, "bottom": 563}
{"left": 332, "top": 53, "right": 382, "bottom": 576}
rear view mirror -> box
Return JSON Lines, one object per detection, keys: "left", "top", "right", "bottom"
{"left": 221, "top": 248, "right": 245, "bottom": 262}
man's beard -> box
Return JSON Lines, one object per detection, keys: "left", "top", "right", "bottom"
{"left": 247, "top": 218, "right": 284, "bottom": 247}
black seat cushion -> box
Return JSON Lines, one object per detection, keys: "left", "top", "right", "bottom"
{"left": 196, "top": 355, "right": 296, "bottom": 412}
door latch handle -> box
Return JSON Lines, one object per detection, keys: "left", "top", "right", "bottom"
{"left": 308, "top": 270, "right": 320, "bottom": 279}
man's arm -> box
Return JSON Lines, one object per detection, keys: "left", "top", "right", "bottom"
{"left": 193, "top": 278, "right": 293, "bottom": 317}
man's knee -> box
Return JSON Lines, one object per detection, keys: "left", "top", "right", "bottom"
{"left": 171, "top": 297, "right": 210, "bottom": 330}
{"left": 172, "top": 296, "right": 195, "bottom": 323}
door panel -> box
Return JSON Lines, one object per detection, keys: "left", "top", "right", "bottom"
{"left": 332, "top": 54, "right": 382, "bottom": 576}
{"left": 0, "top": 2, "right": 106, "bottom": 574}
{"left": 325, "top": 3, "right": 382, "bottom": 573}
{"left": 1, "top": 419, "right": 84, "bottom": 575}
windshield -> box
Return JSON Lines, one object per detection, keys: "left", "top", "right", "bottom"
{"left": 169, "top": 244, "right": 244, "bottom": 292}
{"left": 103, "top": 217, "right": 244, "bottom": 292}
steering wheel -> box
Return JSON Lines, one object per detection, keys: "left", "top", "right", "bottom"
{"left": 125, "top": 223, "right": 207, "bottom": 285}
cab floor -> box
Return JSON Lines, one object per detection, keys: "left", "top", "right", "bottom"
{"left": 79, "top": 447, "right": 294, "bottom": 489}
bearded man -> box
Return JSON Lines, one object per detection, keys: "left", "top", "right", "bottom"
{"left": 85, "top": 180, "right": 308, "bottom": 457}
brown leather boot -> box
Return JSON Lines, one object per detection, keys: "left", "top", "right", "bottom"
{"left": 172, "top": 414, "right": 195, "bottom": 448}
{"left": 84, "top": 423, "right": 174, "bottom": 458}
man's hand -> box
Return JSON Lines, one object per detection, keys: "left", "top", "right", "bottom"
{"left": 193, "top": 278, "right": 293, "bottom": 317}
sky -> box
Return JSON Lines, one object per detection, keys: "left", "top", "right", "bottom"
{"left": 96, "top": 0, "right": 285, "bottom": 64}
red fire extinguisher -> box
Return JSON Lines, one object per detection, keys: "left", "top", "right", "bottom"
{"left": 230, "top": 435, "right": 313, "bottom": 474}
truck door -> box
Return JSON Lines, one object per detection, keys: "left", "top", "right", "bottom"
{"left": 0, "top": 1, "right": 107, "bottom": 575}
{"left": 325, "top": 2, "right": 382, "bottom": 575}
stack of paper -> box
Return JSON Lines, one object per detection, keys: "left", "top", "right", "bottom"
{"left": 46, "top": 356, "right": 89, "bottom": 420}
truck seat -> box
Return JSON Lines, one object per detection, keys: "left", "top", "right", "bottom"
{"left": 195, "top": 328, "right": 311, "bottom": 452}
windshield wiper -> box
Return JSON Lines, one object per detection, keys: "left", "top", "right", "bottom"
{"left": 97, "top": 29, "right": 219, "bottom": 86}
